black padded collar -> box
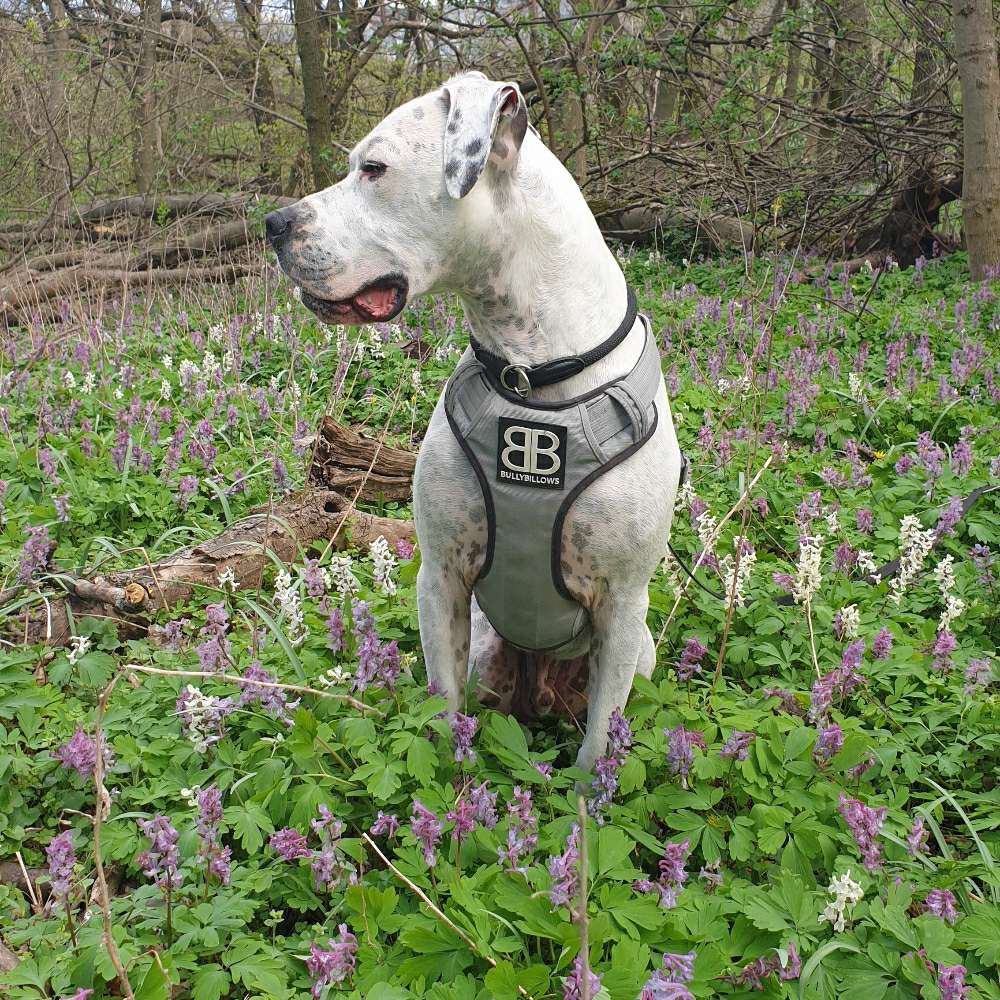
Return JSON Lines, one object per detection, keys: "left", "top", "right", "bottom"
{"left": 469, "top": 287, "right": 638, "bottom": 397}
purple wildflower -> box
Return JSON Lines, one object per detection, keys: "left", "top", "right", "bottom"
{"left": 396, "top": 538, "right": 415, "bottom": 559}
{"left": 838, "top": 793, "right": 887, "bottom": 870}
{"left": 931, "top": 629, "right": 957, "bottom": 671}
{"left": 325, "top": 604, "right": 344, "bottom": 654}
{"left": 699, "top": 858, "right": 722, "bottom": 891}
{"left": 177, "top": 475, "right": 199, "bottom": 511}
{"left": 666, "top": 726, "right": 705, "bottom": 787}
{"left": 952, "top": 432, "right": 973, "bottom": 477}
{"left": 17, "top": 525, "right": 54, "bottom": 584}
{"left": 847, "top": 755, "right": 875, "bottom": 780}
{"left": 195, "top": 786, "right": 231, "bottom": 885}
{"left": 411, "top": 800, "right": 444, "bottom": 867}
{"left": 470, "top": 782, "right": 498, "bottom": 830}
{"left": 447, "top": 798, "right": 477, "bottom": 845}
{"left": 925, "top": 889, "right": 958, "bottom": 924}
{"left": 856, "top": 508, "right": 874, "bottom": 533}
{"left": 563, "top": 955, "right": 602, "bottom": 1000}
{"left": 676, "top": 638, "right": 708, "bottom": 682}
{"left": 965, "top": 658, "right": 994, "bottom": 694}
{"left": 907, "top": 816, "right": 929, "bottom": 856}
{"left": 872, "top": 627, "right": 893, "bottom": 660}
{"left": 813, "top": 724, "right": 843, "bottom": 765}
{"left": 635, "top": 839, "right": 690, "bottom": 909}
{"left": 720, "top": 731, "right": 754, "bottom": 762}
{"left": 311, "top": 805, "right": 350, "bottom": 890}
{"left": 498, "top": 786, "right": 538, "bottom": 873}
{"left": 137, "top": 815, "right": 182, "bottom": 888}
{"left": 306, "top": 924, "right": 358, "bottom": 996}
{"left": 608, "top": 707, "right": 632, "bottom": 759}
{"left": 450, "top": 712, "right": 478, "bottom": 763}
{"left": 936, "top": 496, "right": 964, "bottom": 538}
{"left": 809, "top": 663, "right": 864, "bottom": 722}
{"left": 55, "top": 727, "right": 113, "bottom": 778}
{"left": 917, "top": 432, "right": 945, "bottom": 478}
{"left": 641, "top": 950, "right": 696, "bottom": 999}
{"left": 46, "top": 830, "right": 76, "bottom": 901}
{"left": 589, "top": 708, "right": 632, "bottom": 822}
{"left": 548, "top": 824, "right": 580, "bottom": 910}
{"left": 937, "top": 965, "right": 968, "bottom": 1000}
{"left": 269, "top": 827, "right": 311, "bottom": 861}
{"left": 370, "top": 812, "right": 400, "bottom": 838}
{"left": 535, "top": 761, "right": 554, "bottom": 780}
{"left": 239, "top": 661, "right": 298, "bottom": 725}
{"left": 842, "top": 639, "right": 865, "bottom": 670}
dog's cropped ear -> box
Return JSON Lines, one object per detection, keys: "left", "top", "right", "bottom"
{"left": 441, "top": 75, "right": 529, "bottom": 199}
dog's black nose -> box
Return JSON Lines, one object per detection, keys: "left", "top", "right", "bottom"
{"left": 264, "top": 210, "right": 291, "bottom": 249}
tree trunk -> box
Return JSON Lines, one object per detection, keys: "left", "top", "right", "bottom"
{"left": 134, "top": 0, "right": 162, "bottom": 195}
{"left": 953, "top": 0, "right": 1000, "bottom": 279}
{"left": 293, "top": 0, "right": 334, "bottom": 189}
{"left": 44, "top": 0, "right": 71, "bottom": 220}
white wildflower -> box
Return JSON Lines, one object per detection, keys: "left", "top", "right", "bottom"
{"left": 218, "top": 566, "right": 239, "bottom": 593}
{"left": 824, "top": 508, "right": 840, "bottom": 532}
{"left": 933, "top": 555, "right": 956, "bottom": 596}
{"left": 819, "top": 870, "right": 864, "bottom": 933}
{"left": 675, "top": 480, "right": 695, "bottom": 511}
{"left": 275, "top": 570, "right": 305, "bottom": 646}
{"left": 113, "top": 386, "right": 124, "bottom": 401}
{"left": 318, "top": 666, "right": 352, "bottom": 687}
{"left": 66, "top": 634, "right": 92, "bottom": 665}
{"left": 793, "top": 535, "right": 823, "bottom": 604}
{"left": 836, "top": 604, "right": 861, "bottom": 640}
{"left": 856, "top": 550, "right": 878, "bottom": 575}
{"left": 889, "top": 515, "right": 936, "bottom": 605}
{"left": 178, "top": 359, "right": 199, "bottom": 382}
{"left": 160, "top": 378, "right": 172, "bottom": 400}
{"left": 939, "top": 594, "right": 966, "bottom": 632}
{"left": 718, "top": 537, "right": 755, "bottom": 606}
{"left": 81, "top": 372, "right": 96, "bottom": 395}
{"left": 717, "top": 378, "right": 731, "bottom": 392}
{"left": 208, "top": 323, "right": 225, "bottom": 344}
{"left": 180, "top": 785, "right": 200, "bottom": 806}
{"left": 62, "top": 370, "right": 76, "bottom": 390}
{"left": 695, "top": 510, "right": 718, "bottom": 553}
{"left": 288, "top": 380, "right": 303, "bottom": 407}
{"left": 411, "top": 370, "right": 423, "bottom": 394}
{"left": 366, "top": 327, "right": 386, "bottom": 360}
{"left": 371, "top": 535, "right": 397, "bottom": 596}
{"left": 161, "top": 354, "right": 174, "bottom": 370}
{"left": 176, "top": 685, "right": 231, "bottom": 753}
{"left": 201, "top": 350, "right": 221, "bottom": 381}
{"left": 847, "top": 372, "right": 866, "bottom": 403}
{"left": 661, "top": 548, "right": 683, "bottom": 596}
{"left": 327, "top": 555, "right": 359, "bottom": 595}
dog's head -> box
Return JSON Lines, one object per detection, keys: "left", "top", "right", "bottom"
{"left": 265, "top": 72, "right": 529, "bottom": 325}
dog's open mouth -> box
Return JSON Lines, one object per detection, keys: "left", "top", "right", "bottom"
{"left": 298, "top": 275, "right": 408, "bottom": 325}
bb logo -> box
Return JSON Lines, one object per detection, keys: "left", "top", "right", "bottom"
{"left": 496, "top": 417, "right": 567, "bottom": 489}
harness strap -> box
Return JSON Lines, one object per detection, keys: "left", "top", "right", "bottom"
{"left": 469, "top": 288, "right": 638, "bottom": 396}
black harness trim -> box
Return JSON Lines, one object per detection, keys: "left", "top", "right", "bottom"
{"left": 444, "top": 404, "right": 497, "bottom": 581}
{"left": 551, "top": 404, "right": 660, "bottom": 601}
{"left": 470, "top": 287, "right": 638, "bottom": 395}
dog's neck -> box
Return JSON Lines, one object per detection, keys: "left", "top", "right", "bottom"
{"left": 447, "top": 133, "right": 634, "bottom": 383}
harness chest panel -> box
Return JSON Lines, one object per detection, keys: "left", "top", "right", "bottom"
{"left": 444, "top": 317, "right": 662, "bottom": 653}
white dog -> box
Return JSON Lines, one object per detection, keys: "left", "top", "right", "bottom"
{"left": 266, "top": 72, "right": 682, "bottom": 771}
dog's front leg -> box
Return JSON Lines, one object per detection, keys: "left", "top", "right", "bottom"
{"left": 576, "top": 586, "right": 650, "bottom": 772}
{"left": 417, "top": 561, "right": 472, "bottom": 708}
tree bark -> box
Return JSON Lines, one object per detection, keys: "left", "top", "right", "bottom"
{"left": 953, "top": 0, "right": 1000, "bottom": 279}
{"left": 43, "top": 0, "right": 71, "bottom": 221}
{"left": 134, "top": 0, "right": 162, "bottom": 195}
{"left": 293, "top": 0, "right": 334, "bottom": 189}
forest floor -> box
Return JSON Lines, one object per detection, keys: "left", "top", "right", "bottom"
{"left": 1, "top": 251, "right": 999, "bottom": 1000}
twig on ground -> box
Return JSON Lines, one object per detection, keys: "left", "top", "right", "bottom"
{"left": 123, "top": 663, "right": 383, "bottom": 716}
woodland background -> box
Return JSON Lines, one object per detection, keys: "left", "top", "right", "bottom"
{"left": 2, "top": 0, "right": 1000, "bottom": 313}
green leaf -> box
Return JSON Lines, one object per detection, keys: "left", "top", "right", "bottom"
{"left": 955, "top": 905, "right": 1000, "bottom": 967}
{"left": 597, "top": 826, "right": 636, "bottom": 877}
{"left": 191, "top": 966, "right": 230, "bottom": 1000}
{"left": 134, "top": 955, "right": 170, "bottom": 1000}
{"left": 406, "top": 737, "right": 438, "bottom": 784}
{"left": 798, "top": 940, "right": 861, "bottom": 1000}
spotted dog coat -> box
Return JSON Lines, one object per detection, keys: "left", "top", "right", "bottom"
{"left": 265, "top": 72, "right": 683, "bottom": 772}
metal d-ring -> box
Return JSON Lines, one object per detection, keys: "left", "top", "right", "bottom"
{"left": 500, "top": 364, "right": 532, "bottom": 398}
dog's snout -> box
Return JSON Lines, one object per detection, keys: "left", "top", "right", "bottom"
{"left": 264, "top": 209, "right": 292, "bottom": 249}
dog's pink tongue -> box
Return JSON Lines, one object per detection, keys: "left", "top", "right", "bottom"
{"left": 354, "top": 285, "right": 397, "bottom": 319}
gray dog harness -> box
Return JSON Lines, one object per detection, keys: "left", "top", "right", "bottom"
{"left": 444, "top": 293, "right": 661, "bottom": 653}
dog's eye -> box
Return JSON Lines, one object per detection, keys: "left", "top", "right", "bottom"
{"left": 360, "top": 161, "right": 387, "bottom": 180}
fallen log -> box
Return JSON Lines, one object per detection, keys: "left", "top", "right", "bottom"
{"left": 73, "top": 192, "right": 297, "bottom": 224}
{"left": 594, "top": 203, "right": 757, "bottom": 250}
{"left": 0, "top": 262, "right": 254, "bottom": 319}
{"left": 307, "top": 415, "right": 417, "bottom": 502}
{"left": 5, "top": 489, "right": 414, "bottom": 647}
{"left": 135, "top": 219, "right": 259, "bottom": 268}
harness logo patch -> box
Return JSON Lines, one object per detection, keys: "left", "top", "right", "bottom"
{"left": 496, "top": 417, "right": 567, "bottom": 489}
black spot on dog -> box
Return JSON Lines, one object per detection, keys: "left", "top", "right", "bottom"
{"left": 464, "top": 138, "right": 483, "bottom": 157}
{"left": 445, "top": 159, "right": 460, "bottom": 179}
{"left": 413, "top": 107, "right": 425, "bottom": 120}
{"left": 459, "top": 162, "right": 480, "bottom": 197}
{"left": 447, "top": 107, "right": 462, "bottom": 132}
